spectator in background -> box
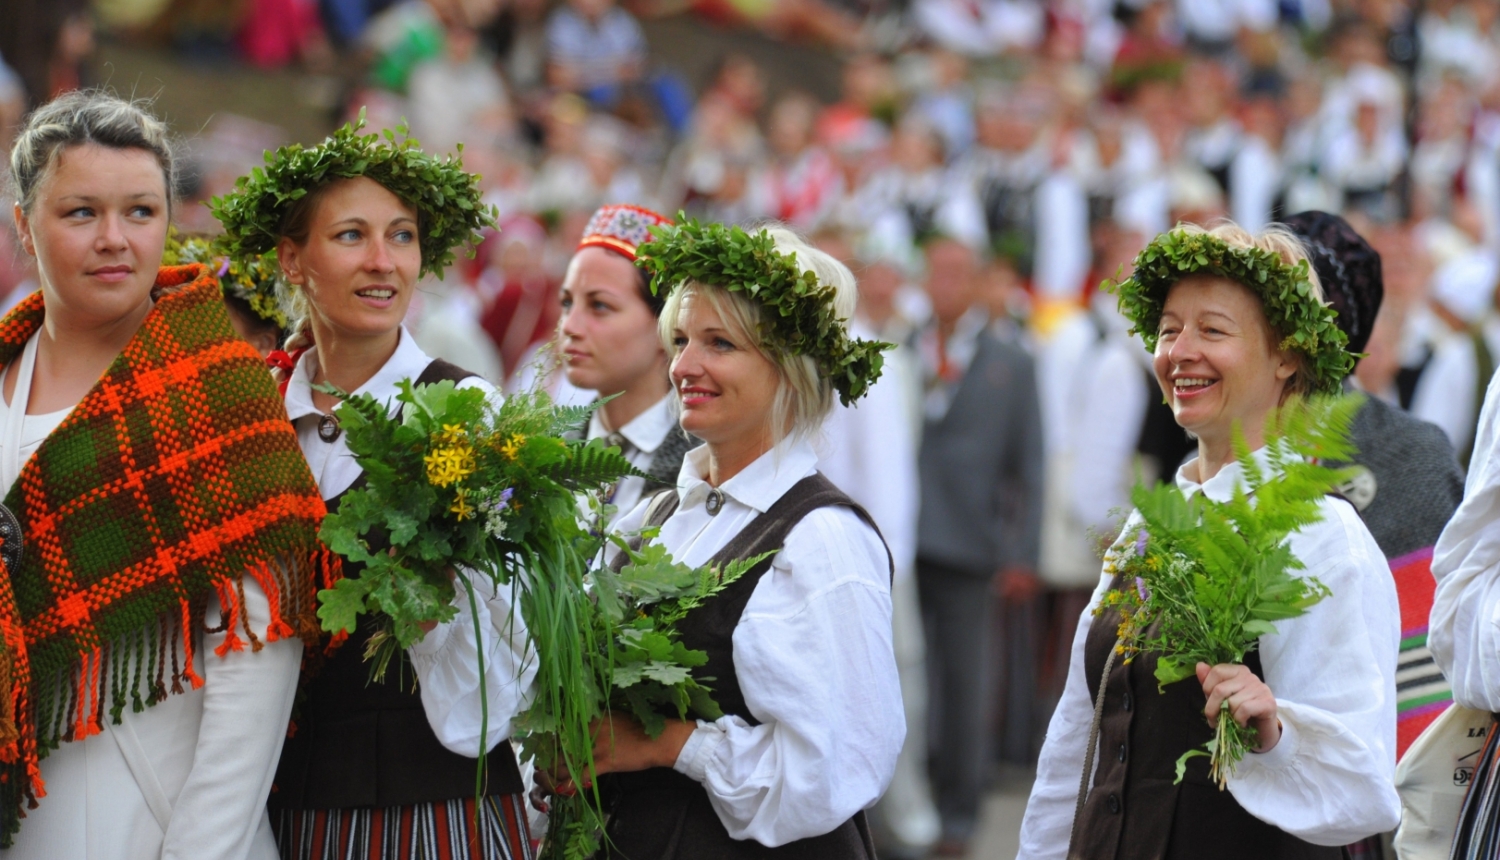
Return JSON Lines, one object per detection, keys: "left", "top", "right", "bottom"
{"left": 912, "top": 0, "right": 1045, "bottom": 58}
{"left": 908, "top": 48, "right": 975, "bottom": 161}
{"left": 751, "top": 91, "right": 843, "bottom": 230}
{"left": 1409, "top": 239, "right": 1500, "bottom": 461}
{"left": 0, "top": 52, "right": 23, "bottom": 152}
{"left": 813, "top": 229, "right": 938, "bottom": 860}
{"left": 480, "top": 215, "right": 560, "bottom": 380}
{"left": 546, "top": 0, "right": 647, "bottom": 103}
{"left": 915, "top": 233, "right": 1044, "bottom": 856}
{"left": 964, "top": 83, "right": 1090, "bottom": 332}
{"left": 408, "top": 20, "right": 514, "bottom": 155}
{"left": 1323, "top": 94, "right": 1409, "bottom": 222}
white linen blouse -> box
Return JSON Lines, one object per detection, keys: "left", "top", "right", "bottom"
{"left": 1017, "top": 448, "right": 1402, "bottom": 857}
{"left": 1433, "top": 370, "right": 1500, "bottom": 711}
{"left": 584, "top": 392, "right": 677, "bottom": 529}
{"left": 283, "top": 327, "right": 535, "bottom": 757}
{"left": 610, "top": 437, "right": 905, "bottom": 847}
{"left": 0, "top": 334, "right": 301, "bottom": 860}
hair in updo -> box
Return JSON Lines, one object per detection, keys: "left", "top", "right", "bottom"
{"left": 8, "top": 90, "right": 176, "bottom": 216}
{"left": 658, "top": 225, "right": 859, "bottom": 445}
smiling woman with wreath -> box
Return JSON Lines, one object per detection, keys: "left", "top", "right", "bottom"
{"left": 1016, "top": 222, "right": 1400, "bottom": 859}
{"left": 535, "top": 218, "right": 904, "bottom": 859}
{"left": 213, "top": 117, "right": 536, "bottom": 860}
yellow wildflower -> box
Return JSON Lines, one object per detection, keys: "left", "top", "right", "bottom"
{"left": 425, "top": 442, "right": 476, "bottom": 487}
{"left": 450, "top": 488, "right": 476, "bottom": 521}
{"left": 501, "top": 434, "right": 526, "bottom": 461}
{"left": 434, "top": 423, "right": 469, "bottom": 446}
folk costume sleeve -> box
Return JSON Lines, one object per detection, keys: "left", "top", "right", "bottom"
{"left": 160, "top": 575, "right": 301, "bottom": 860}
{"left": 1224, "top": 498, "right": 1402, "bottom": 844}
{"left": 1433, "top": 370, "right": 1500, "bottom": 711}
{"left": 1016, "top": 562, "right": 1117, "bottom": 860}
{"left": 0, "top": 264, "right": 328, "bottom": 848}
{"left": 408, "top": 572, "right": 536, "bottom": 755}
{"left": 671, "top": 506, "right": 904, "bottom": 846}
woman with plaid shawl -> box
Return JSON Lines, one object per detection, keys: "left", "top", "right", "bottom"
{"left": 214, "top": 124, "right": 537, "bottom": 860}
{"left": 0, "top": 93, "right": 330, "bottom": 858}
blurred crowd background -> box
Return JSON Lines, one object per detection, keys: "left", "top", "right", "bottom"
{"left": 1, "top": 0, "right": 1497, "bottom": 856}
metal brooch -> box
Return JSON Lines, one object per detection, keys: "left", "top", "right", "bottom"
{"left": 0, "top": 502, "right": 23, "bottom": 574}
{"left": 317, "top": 413, "right": 342, "bottom": 443}
{"left": 705, "top": 487, "right": 725, "bottom": 516}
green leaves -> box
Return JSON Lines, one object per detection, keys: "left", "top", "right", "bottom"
{"left": 635, "top": 215, "right": 895, "bottom": 406}
{"left": 209, "top": 110, "right": 498, "bottom": 280}
{"left": 1105, "top": 393, "right": 1359, "bottom": 785}
{"left": 1102, "top": 229, "right": 1354, "bottom": 394}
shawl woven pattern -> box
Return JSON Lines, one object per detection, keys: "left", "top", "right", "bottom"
{"left": 0, "top": 264, "right": 329, "bottom": 843}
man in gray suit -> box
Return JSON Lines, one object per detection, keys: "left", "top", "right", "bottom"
{"left": 914, "top": 235, "right": 1045, "bottom": 855}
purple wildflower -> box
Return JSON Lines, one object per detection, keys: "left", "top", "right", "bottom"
{"left": 1134, "top": 531, "right": 1148, "bottom": 556}
{"left": 499, "top": 487, "right": 515, "bottom": 504}
{"left": 216, "top": 257, "right": 231, "bottom": 278}
{"left": 1135, "top": 576, "right": 1149, "bottom": 602}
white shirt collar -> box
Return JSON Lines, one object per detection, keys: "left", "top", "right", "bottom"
{"left": 675, "top": 436, "right": 820, "bottom": 515}
{"left": 1174, "top": 445, "right": 1281, "bottom": 504}
{"left": 284, "top": 326, "right": 432, "bottom": 420}
{"left": 587, "top": 393, "right": 677, "bottom": 454}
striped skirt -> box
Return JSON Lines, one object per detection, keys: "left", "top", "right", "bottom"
{"left": 273, "top": 794, "right": 534, "bottom": 860}
{"left": 1452, "top": 715, "right": 1500, "bottom": 860}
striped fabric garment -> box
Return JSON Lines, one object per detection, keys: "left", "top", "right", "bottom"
{"left": 273, "top": 794, "right": 534, "bottom": 860}
{"left": 1390, "top": 547, "right": 1454, "bottom": 759}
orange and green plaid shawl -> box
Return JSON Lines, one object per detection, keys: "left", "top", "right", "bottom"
{"left": 0, "top": 263, "right": 329, "bottom": 843}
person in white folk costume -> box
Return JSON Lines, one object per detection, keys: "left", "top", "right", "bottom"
{"left": 541, "top": 219, "right": 904, "bottom": 857}
{"left": 213, "top": 120, "right": 537, "bottom": 859}
{"left": 0, "top": 92, "right": 331, "bottom": 859}
{"left": 1018, "top": 222, "right": 1400, "bottom": 859}
{"left": 558, "top": 204, "right": 693, "bottom": 529}
{"left": 1428, "top": 313, "right": 1500, "bottom": 853}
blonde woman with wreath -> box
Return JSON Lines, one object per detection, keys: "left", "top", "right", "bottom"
{"left": 538, "top": 218, "right": 905, "bottom": 858}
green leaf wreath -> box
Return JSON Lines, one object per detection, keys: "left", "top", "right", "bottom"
{"left": 636, "top": 215, "right": 894, "bottom": 406}
{"left": 1103, "top": 228, "right": 1354, "bottom": 394}
{"left": 1099, "top": 393, "right": 1361, "bottom": 787}
{"left": 209, "top": 108, "right": 497, "bottom": 279}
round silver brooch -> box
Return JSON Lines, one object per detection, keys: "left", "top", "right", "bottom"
{"left": 317, "top": 413, "right": 342, "bottom": 443}
{"left": 705, "top": 487, "right": 725, "bottom": 516}
{"left": 0, "top": 502, "right": 24, "bottom": 574}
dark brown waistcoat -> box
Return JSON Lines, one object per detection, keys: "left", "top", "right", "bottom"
{"left": 269, "top": 358, "right": 524, "bottom": 810}
{"left": 1069, "top": 574, "right": 1342, "bottom": 860}
{"left": 597, "top": 473, "right": 889, "bottom": 860}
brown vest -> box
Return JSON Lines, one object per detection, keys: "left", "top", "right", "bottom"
{"left": 598, "top": 473, "right": 890, "bottom": 860}
{"left": 1069, "top": 574, "right": 1342, "bottom": 860}
{"left": 270, "top": 359, "right": 524, "bottom": 810}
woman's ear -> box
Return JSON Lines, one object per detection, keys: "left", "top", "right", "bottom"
{"left": 13, "top": 203, "right": 35, "bottom": 258}
{"left": 1274, "top": 350, "right": 1299, "bottom": 382}
{"left": 277, "top": 237, "right": 304, "bottom": 285}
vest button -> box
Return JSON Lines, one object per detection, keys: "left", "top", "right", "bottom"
{"left": 1107, "top": 793, "right": 1121, "bottom": 814}
{"left": 1117, "top": 742, "right": 1127, "bottom": 762}
{"left": 1122, "top": 691, "right": 1132, "bottom": 711}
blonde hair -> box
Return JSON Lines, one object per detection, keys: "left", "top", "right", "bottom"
{"left": 1172, "top": 220, "right": 1327, "bottom": 399}
{"left": 658, "top": 225, "right": 859, "bottom": 444}
{"left": 9, "top": 90, "right": 175, "bottom": 217}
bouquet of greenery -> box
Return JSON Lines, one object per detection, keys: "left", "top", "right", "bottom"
{"left": 1098, "top": 394, "right": 1360, "bottom": 788}
{"left": 317, "top": 381, "right": 761, "bottom": 860}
